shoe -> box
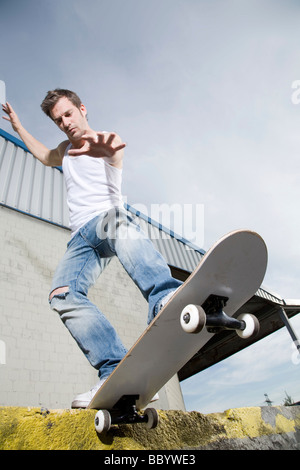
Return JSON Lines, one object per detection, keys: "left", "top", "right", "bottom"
{"left": 158, "top": 288, "right": 178, "bottom": 312}
{"left": 72, "top": 377, "right": 159, "bottom": 409}
{"left": 71, "top": 377, "right": 108, "bottom": 409}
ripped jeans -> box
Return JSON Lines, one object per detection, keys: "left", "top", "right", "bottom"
{"left": 49, "top": 208, "right": 182, "bottom": 379}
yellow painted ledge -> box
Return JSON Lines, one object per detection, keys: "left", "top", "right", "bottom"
{"left": 0, "top": 405, "right": 299, "bottom": 450}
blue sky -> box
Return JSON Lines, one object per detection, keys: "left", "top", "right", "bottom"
{"left": 1, "top": 0, "right": 299, "bottom": 412}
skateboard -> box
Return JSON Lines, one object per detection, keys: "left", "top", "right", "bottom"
{"left": 89, "top": 229, "right": 268, "bottom": 433}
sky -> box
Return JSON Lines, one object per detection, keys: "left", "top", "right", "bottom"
{"left": 0, "top": 0, "right": 299, "bottom": 413}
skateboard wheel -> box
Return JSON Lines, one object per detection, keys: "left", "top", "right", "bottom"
{"left": 94, "top": 410, "right": 111, "bottom": 433}
{"left": 180, "top": 304, "right": 206, "bottom": 334}
{"left": 145, "top": 408, "right": 159, "bottom": 429}
{"left": 236, "top": 313, "right": 260, "bottom": 339}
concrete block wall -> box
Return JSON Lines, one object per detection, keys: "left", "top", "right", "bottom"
{"left": 0, "top": 205, "right": 185, "bottom": 411}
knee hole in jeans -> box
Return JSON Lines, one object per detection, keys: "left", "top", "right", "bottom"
{"left": 49, "top": 286, "right": 69, "bottom": 302}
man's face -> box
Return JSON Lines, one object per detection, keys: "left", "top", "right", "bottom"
{"left": 50, "top": 96, "right": 88, "bottom": 142}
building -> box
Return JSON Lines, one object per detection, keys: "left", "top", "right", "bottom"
{"left": 0, "top": 128, "right": 299, "bottom": 410}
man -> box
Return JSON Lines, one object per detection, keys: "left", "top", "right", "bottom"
{"left": 2, "top": 89, "right": 181, "bottom": 408}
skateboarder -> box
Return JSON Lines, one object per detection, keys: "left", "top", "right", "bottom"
{"left": 2, "top": 89, "right": 182, "bottom": 407}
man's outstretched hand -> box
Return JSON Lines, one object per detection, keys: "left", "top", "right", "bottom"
{"left": 2, "top": 102, "right": 22, "bottom": 133}
{"left": 68, "top": 131, "right": 126, "bottom": 165}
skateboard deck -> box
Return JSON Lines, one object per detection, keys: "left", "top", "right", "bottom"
{"left": 89, "top": 229, "right": 267, "bottom": 432}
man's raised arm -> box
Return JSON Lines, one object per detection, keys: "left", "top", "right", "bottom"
{"left": 2, "top": 102, "right": 66, "bottom": 167}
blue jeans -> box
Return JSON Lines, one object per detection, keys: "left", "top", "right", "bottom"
{"left": 49, "top": 208, "right": 182, "bottom": 379}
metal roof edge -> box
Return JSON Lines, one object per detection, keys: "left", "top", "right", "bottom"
{"left": 0, "top": 203, "right": 70, "bottom": 231}
{"left": 0, "top": 127, "right": 63, "bottom": 172}
{"left": 0, "top": 127, "right": 28, "bottom": 152}
{"left": 256, "top": 285, "right": 300, "bottom": 310}
{"left": 283, "top": 299, "right": 300, "bottom": 308}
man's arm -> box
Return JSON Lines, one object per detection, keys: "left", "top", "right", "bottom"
{"left": 2, "top": 102, "right": 66, "bottom": 167}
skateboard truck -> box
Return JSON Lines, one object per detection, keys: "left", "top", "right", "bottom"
{"left": 94, "top": 395, "right": 159, "bottom": 434}
{"left": 203, "top": 295, "right": 243, "bottom": 333}
{"left": 180, "top": 294, "right": 260, "bottom": 339}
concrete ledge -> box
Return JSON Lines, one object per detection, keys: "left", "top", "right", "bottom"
{"left": 0, "top": 405, "right": 299, "bottom": 450}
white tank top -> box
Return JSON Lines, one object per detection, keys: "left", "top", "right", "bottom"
{"left": 62, "top": 143, "right": 124, "bottom": 237}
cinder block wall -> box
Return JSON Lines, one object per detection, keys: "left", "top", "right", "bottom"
{"left": 0, "top": 206, "right": 185, "bottom": 411}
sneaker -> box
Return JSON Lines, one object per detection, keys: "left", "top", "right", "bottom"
{"left": 158, "top": 288, "right": 178, "bottom": 312}
{"left": 71, "top": 377, "right": 108, "bottom": 409}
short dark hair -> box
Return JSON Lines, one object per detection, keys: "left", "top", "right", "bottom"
{"left": 41, "top": 89, "right": 82, "bottom": 118}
